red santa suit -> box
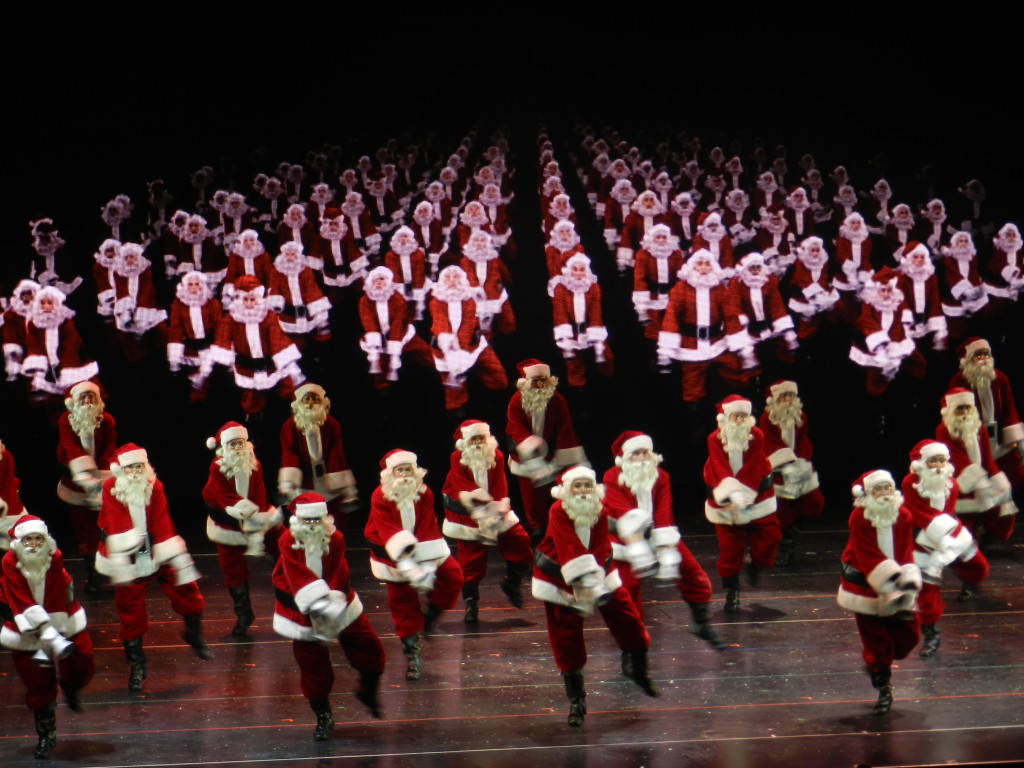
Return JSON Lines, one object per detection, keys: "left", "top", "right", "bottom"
{"left": 896, "top": 242, "right": 948, "bottom": 350}
{"left": 440, "top": 425, "right": 532, "bottom": 592}
{"left": 310, "top": 210, "right": 369, "bottom": 290}
{"left": 92, "top": 239, "right": 119, "bottom": 317}
{"left": 271, "top": 498, "right": 385, "bottom": 706}
{"left": 174, "top": 216, "right": 227, "bottom": 286}
{"left": 691, "top": 213, "right": 736, "bottom": 272}
{"left": 936, "top": 389, "right": 1016, "bottom": 540}
{"left": 939, "top": 232, "right": 989, "bottom": 335}
{"left": 632, "top": 225, "right": 684, "bottom": 339}
{"left": 836, "top": 472, "right": 921, "bottom": 675}
{"left": 110, "top": 244, "right": 167, "bottom": 342}
{"left": 96, "top": 456, "right": 205, "bottom": 642}
{"left": 506, "top": 360, "right": 587, "bottom": 532}
{"left": 704, "top": 397, "right": 780, "bottom": 582}
{"left": 618, "top": 193, "right": 668, "bottom": 270}
{"left": 460, "top": 233, "right": 515, "bottom": 336}
{"left": 900, "top": 442, "right": 988, "bottom": 630}
{"left": 224, "top": 234, "right": 274, "bottom": 296}
{"left": 358, "top": 268, "right": 433, "bottom": 387}
{"left": 602, "top": 435, "right": 713, "bottom": 621}
{"left": 546, "top": 224, "right": 586, "bottom": 281}
{"left": 385, "top": 227, "right": 431, "bottom": 321}
{"left": 267, "top": 245, "right": 332, "bottom": 340}
{"left": 364, "top": 457, "right": 463, "bottom": 639}
{"left": 551, "top": 256, "right": 613, "bottom": 388}
{"left": 2, "top": 280, "right": 38, "bottom": 380}
{"left": 340, "top": 194, "right": 381, "bottom": 254}
{"left": 166, "top": 272, "right": 223, "bottom": 394}
{"left": 530, "top": 468, "right": 650, "bottom": 674}
{"left": 19, "top": 288, "right": 99, "bottom": 396}
{"left": 759, "top": 382, "right": 824, "bottom": 532}
{"left": 787, "top": 237, "right": 840, "bottom": 338}
{"left": 729, "top": 254, "right": 797, "bottom": 372}
{"left": 0, "top": 443, "right": 25, "bottom": 550}
{"left": 985, "top": 223, "right": 1024, "bottom": 305}
{"left": 1, "top": 518, "right": 94, "bottom": 712}
{"left": 410, "top": 203, "right": 449, "bottom": 278}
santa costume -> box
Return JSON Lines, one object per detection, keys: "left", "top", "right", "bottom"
{"left": 0, "top": 439, "right": 25, "bottom": 551}
{"left": 166, "top": 270, "right": 223, "bottom": 399}
{"left": 267, "top": 241, "right": 332, "bottom": 345}
{"left": 551, "top": 255, "right": 613, "bottom": 388}
{"left": 18, "top": 286, "right": 99, "bottom": 397}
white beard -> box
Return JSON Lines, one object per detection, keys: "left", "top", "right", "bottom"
{"left": 619, "top": 457, "right": 661, "bottom": 497}
{"left": 520, "top": 382, "right": 557, "bottom": 417}
{"left": 432, "top": 282, "right": 470, "bottom": 303}
{"left": 839, "top": 224, "right": 868, "bottom": 243}
{"left": 68, "top": 401, "right": 104, "bottom": 437}
{"left": 31, "top": 309, "right": 70, "bottom": 330}
{"left": 961, "top": 358, "right": 996, "bottom": 389}
{"left": 720, "top": 420, "right": 753, "bottom": 453}
{"left": 218, "top": 444, "right": 258, "bottom": 479}
{"left": 460, "top": 442, "right": 496, "bottom": 473}
{"left": 900, "top": 261, "right": 935, "bottom": 280}
{"left": 645, "top": 241, "right": 676, "bottom": 260}
{"left": 864, "top": 286, "right": 904, "bottom": 312}
{"left": 562, "top": 492, "right": 603, "bottom": 528}
{"left": 913, "top": 465, "right": 953, "bottom": 506}
{"left": 365, "top": 282, "right": 395, "bottom": 302}
{"left": 182, "top": 228, "right": 208, "bottom": 245}
{"left": 739, "top": 270, "right": 769, "bottom": 289}
{"left": 945, "top": 409, "right": 982, "bottom": 442}
{"left": 114, "top": 258, "right": 150, "bottom": 277}
{"left": 391, "top": 240, "right": 418, "bottom": 258}
{"left": 112, "top": 473, "right": 155, "bottom": 507}
{"left": 229, "top": 301, "right": 269, "bottom": 324}
{"left": 290, "top": 518, "right": 331, "bottom": 560}
{"left": 274, "top": 256, "right": 305, "bottom": 276}
{"left": 862, "top": 492, "right": 903, "bottom": 528}
{"left": 293, "top": 403, "right": 328, "bottom": 435}
{"left": 686, "top": 270, "right": 721, "bottom": 289}
{"left": 413, "top": 211, "right": 434, "bottom": 227}
{"left": 563, "top": 274, "right": 596, "bottom": 293}
{"left": 382, "top": 475, "right": 424, "bottom": 506}
{"left": 14, "top": 539, "right": 54, "bottom": 583}
{"left": 767, "top": 399, "right": 804, "bottom": 429}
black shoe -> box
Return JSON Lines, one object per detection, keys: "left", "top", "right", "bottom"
{"left": 869, "top": 668, "right": 893, "bottom": 715}
{"left": 500, "top": 578, "right": 524, "bottom": 609}
{"left": 689, "top": 602, "right": 728, "bottom": 650}
{"left": 775, "top": 537, "right": 794, "bottom": 567}
{"left": 626, "top": 649, "right": 660, "bottom": 697}
{"left": 310, "top": 699, "right": 334, "bottom": 741}
{"left": 957, "top": 583, "right": 978, "bottom": 602}
{"left": 563, "top": 671, "right": 586, "bottom": 726}
{"left": 463, "top": 597, "right": 479, "bottom": 624}
{"left": 60, "top": 681, "right": 84, "bottom": 713}
{"left": 744, "top": 560, "right": 760, "bottom": 588}
{"left": 84, "top": 556, "right": 102, "bottom": 595}
{"left": 402, "top": 635, "right": 423, "bottom": 681}
{"left": 422, "top": 603, "right": 443, "bottom": 634}
{"left": 355, "top": 672, "right": 383, "bottom": 718}
{"left": 124, "top": 639, "right": 147, "bottom": 692}
{"left": 919, "top": 624, "right": 941, "bottom": 658}
{"left": 724, "top": 588, "right": 740, "bottom": 613}
{"left": 183, "top": 615, "right": 214, "bottom": 660}
{"left": 33, "top": 707, "right": 57, "bottom": 759}
{"left": 228, "top": 584, "right": 255, "bottom": 637}
{"left": 620, "top": 649, "right": 633, "bottom": 677}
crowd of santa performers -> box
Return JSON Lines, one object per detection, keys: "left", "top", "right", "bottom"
{"left": 2, "top": 125, "right": 1022, "bottom": 756}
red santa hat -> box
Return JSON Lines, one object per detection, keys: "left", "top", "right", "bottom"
{"left": 551, "top": 465, "right": 598, "bottom": 499}
{"left": 870, "top": 266, "right": 899, "bottom": 288}
{"left": 766, "top": 380, "right": 798, "bottom": 401}
{"left": 293, "top": 492, "right": 328, "bottom": 519}
{"left": 717, "top": 395, "right": 751, "bottom": 416}
{"left": 206, "top": 422, "right": 248, "bottom": 450}
{"left": 294, "top": 383, "right": 326, "bottom": 402}
{"left": 957, "top": 337, "right": 990, "bottom": 361}
{"left": 611, "top": 431, "right": 653, "bottom": 466}
{"left": 942, "top": 387, "right": 976, "bottom": 412}
{"left": 909, "top": 439, "right": 950, "bottom": 474}
{"left": 64, "top": 380, "right": 101, "bottom": 409}
{"left": 454, "top": 420, "right": 490, "bottom": 441}
{"left": 851, "top": 469, "right": 895, "bottom": 499}
{"left": 516, "top": 358, "right": 551, "bottom": 388}
{"left": 115, "top": 443, "right": 148, "bottom": 467}
{"left": 234, "top": 274, "right": 265, "bottom": 298}
{"left": 380, "top": 449, "right": 417, "bottom": 471}
{"left": 10, "top": 514, "right": 49, "bottom": 542}
{"left": 901, "top": 241, "right": 929, "bottom": 262}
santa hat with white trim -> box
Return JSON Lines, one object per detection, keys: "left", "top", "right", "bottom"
{"left": 206, "top": 422, "right": 248, "bottom": 450}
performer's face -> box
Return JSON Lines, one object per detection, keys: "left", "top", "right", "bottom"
{"left": 910, "top": 251, "right": 927, "bottom": 268}
{"left": 77, "top": 391, "right": 98, "bottom": 407}
{"left": 185, "top": 279, "right": 204, "bottom": 297}
{"left": 242, "top": 293, "right": 259, "bottom": 309}
{"left": 19, "top": 289, "right": 35, "bottom": 304}
{"left": 776, "top": 392, "right": 795, "bottom": 406}
{"left": 225, "top": 438, "right": 247, "bottom": 453}
{"left": 39, "top": 296, "right": 56, "bottom": 313}
{"left": 570, "top": 478, "right": 595, "bottom": 497}
{"left": 870, "top": 481, "right": 895, "bottom": 500}
{"left": 877, "top": 284, "right": 893, "bottom": 301}
{"left": 728, "top": 411, "right": 750, "bottom": 425}
{"left": 123, "top": 462, "right": 147, "bottom": 478}
{"left": 528, "top": 374, "right": 551, "bottom": 390}
{"left": 392, "top": 463, "right": 415, "bottom": 479}
{"left": 20, "top": 533, "right": 46, "bottom": 553}
{"left": 954, "top": 404, "right": 973, "bottom": 418}
{"left": 103, "top": 245, "right": 118, "bottom": 258}
{"left": 925, "top": 455, "right": 948, "bottom": 471}
{"left": 629, "top": 448, "right": 651, "bottom": 463}
{"left": 301, "top": 391, "right": 323, "bottom": 407}
{"left": 971, "top": 349, "right": 992, "bottom": 364}
{"left": 693, "top": 260, "right": 713, "bottom": 276}
{"left": 570, "top": 263, "right": 588, "bottom": 281}
{"left": 466, "top": 435, "right": 488, "bottom": 448}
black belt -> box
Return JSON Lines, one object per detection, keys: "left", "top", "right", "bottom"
{"left": 748, "top": 319, "right": 770, "bottom": 336}
{"left": 705, "top": 475, "right": 772, "bottom": 501}
{"left": 442, "top": 494, "right": 470, "bottom": 515}
{"left": 535, "top": 550, "right": 612, "bottom": 579}
{"left": 840, "top": 562, "right": 869, "bottom": 588}
{"left": 235, "top": 355, "right": 271, "bottom": 372}
{"left": 207, "top": 503, "right": 244, "bottom": 531}
{"left": 283, "top": 304, "right": 309, "bottom": 319}
{"left": 679, "top": 322, "right": 723, "bottom": 341}
{"left": 184, "top": 338, "right": 211, "bottom": 354}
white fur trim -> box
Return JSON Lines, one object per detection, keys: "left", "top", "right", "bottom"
{"left": 117, "top": 448, "right": 148, "bottom": 466}
{"left": 866, "top": 559, "right": 902, "bottom": 594}
{"left": 650, "top": 526, "right": 681, "bottom": 549}
{"left": 1003, "top": 423, "right": 1024, "bottom": 443}
{"left": 704, "top": 496, "right": 776, "bottom": 524}
{"left": 711, "top": 476, "right": 753, "bottom": 506}
{"left": 294, "top": 578, "right": 331, "bottom": 613}
{"left": 552, "top": 446, "right": 587, "bottom": 468}
{"left": 384, "top": 450, "right": 417, "bottom": 470}
{"left": 325, "top": 470, "right": 355, "bottom": 492}
{"left": 206, "top": 517, "right": 248, "bottom": 547}
{"left": 151, "top": 534, "right": 187, "bottom": 565}
{"left": 620, "top": 434, "right": 653, "bottom": 456}
{"left": 516, "top": 435, "right": 547, "bottom": 460}
{"left": 385, "top": 529, "right": 418, "bottom": 561}
{"left": 104, "top": 528, "right": 146, "bottom": 555}
{"left": 767, "top": 447, "right": 798, "bottom": 469}
{"left": 413, "top": 537, "right": 451, "bottom": 563}
{"left": 272, "top": 593, "right": 363, "bottom": 641}
{"left": 616, "top": 508, "right": 651, "bottom": 539}
{"left": 836, "top": 586, "right": 881, "bottom": 615}
{"left": 67, "top": 454, "right": 99, "bottom": 476}
{"left": 956, "top": 463, "right": 987, "bottom": 493}
{"left": 278, "top": 466, "right": 302, "bottom": 489}
{"left": 561, "top": 553, "right": 600, "bottom": 583}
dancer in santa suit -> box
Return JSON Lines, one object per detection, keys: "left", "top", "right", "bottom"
{"left": 935, "top": 389, "right": 1016, "bottom": 542}
{"left": 97, "top": 444, "right": 210, "bottom": 691}
{"left": 0, "top": 439, "right": 25, "bottom": 551}
{"left": 110, "top": 242, "right": 168, "bottom": 361}
{"left": 441, "top": 420, "right": 533, "bottom": 623}
{"left": 691, "top": 212, "right": 736, "bottom": 273}
{"left": 272, "top": 493, "right": 385, "bottom": 741}
{"left": 658, "top": 250, "right": 747, "bottom": 403}
{"left": 949, "top": 338, "right": 1024, "bottom": 488}
{"left": 385, "top": 225, "right": 431, "bottom": 322}
{"left": 602, "top": 431, "right": 726, "bottom": 653}
{"left": 884, "top": 203, "right": 917, "bottom": 258}
{"left": 703, "top": 396, "right": 781, "bottom": 612}
{"left": 223, "top": 229, "right": 274, "bottom": 299}
{"left": 618, "top": 190, "right": 668, "bottom": 272}
{"left": 985, "top": 222, "right": 1024, "bottom": 309}
{"left": 848, "top": 267, "right": 926, "bottom": 396}
{"left": 358, "top": 267, "right": 434, "bottom": 388}
{"left": 546, "top": 220, "right": 586, "bottom": 282}
{"left": 551, "top": 254, "right": 613, "bottom": 388}
{"left": 364, "top": 450, "right": 463, "bottom": 681}
{"left": 18, "top": 286, "right": 99, "bottom": 399}
{"left": 2, "top": 279, "right": 40, "bottom": 381}
{"left": 172, "top": 214, "right": 227, "bottom": 287}
{"left": 506, "top": 359, "right": 588, "bottom": 536}
{"left": 632, "top": 224, "right": 684, "bottom": 340}
{"left": 311, "top": 207, "right": 369, "bottom": 298}
{"left": 202, "top": 422, "right": 282, "bottom": 637}
{"left": 837, "top": 470, "right": 921, "bottom": 716}
{"left": 759, "top": 381, "right": 824, "bottom": 565}
{"left": 900, "top": 440, "right": 988, "bottom": 657}
{"left": 267, "top": 241, "right": 332, "bottom": 347}
{"left": 428, "top": 266, "right": 508, "bottom": 411}
{"left": 207, "top": 275, "right": 305, "bottom": 415}
{"left": 666, "top": 191, "right": 699, "bottom": 249}
{"left": 532, "top": 466, "right": 657, "bottom": 727}
{"left": 278, "top": 383, "right": 359, "bottom": 521}
{"left": 730, "top": 253, "right": 797, "bottom": 372}
{"left": 92, "top": 238, "right": 119, "bottom": 318}
{"left": 601, "top": 178, "right": 637, "bottom": 249}
{"left": 833, "top": 213, "right": 874, "bottom": 315}
{"left": 55, "top": 381, "right": 117, "bottom": 593}
{"left": 1, "top": 516, "right": 94, "bottom": 759}
{"left": 460, "top": 229, "right": 515, "bottom": 337}
{"left": 167, "top": 270, "right": 222, "bottom": 401}
{"left": 410, "top": 200, "right": 449, "bottom": 280}
{"left": 939, "top": 231, "right": 989, "bottom": 342}
{"left": 787, "top": 236, "right": 840, "bottom": 339}
{"left": 340, "top": 191, "right": 381, "bottom": 256}
{"left": 896, "top": 242, "right": 948, "bottom": 352}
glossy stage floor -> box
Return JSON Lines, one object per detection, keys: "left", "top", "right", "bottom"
{"left": 2, "top": 522, "right": 1022, "bottom": 768}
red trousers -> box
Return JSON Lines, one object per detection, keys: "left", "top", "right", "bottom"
{"left": 12, "top": 631, "right": 95, "bottom": 710}
{"left": 917, "top": 551, "right": 990, "bottom": 625}
{"left": 854, "top": 612, "right": 920, "bottom": 673}
{"left": 385, "top": 556, "right": 463, "bottom": 639}
{"left": 214, "top": 527, "right": 281, "bottom": 588}
{"left": 616, "top": 540, "right": 712, "bottom": 621}
{"left": 440, "top": 347, "right": 508, "bottom": 410}
{"left": 517, "top": 477, "right": 555, "bottom": 532}
{"left": 290, "top": 613, "right": 386, "bottom": 700}
{"left": 714, "top": 514, "right": 782, "bottom": 578}
{"left": 775, "top": 489, "right": 825, "bottom": 531}
{"left": 68, "top": 505, "right": 100, "bottom": 557}
{"left": 681, "top": 353, "right": 746, "bottom": 403}
{"left": 113, "top": 565, "right": 206, "bottom": 641}
{"left": 864, "top": 350, "right": 926, "bottom": 396}
{"left": 454, "top": 525, "right": 533, "bottom": 585}
{"left": 563, "top": 347, "right": 614, "bottom": 388}
{"left": 543, "top": 586, "right": 650, "bottom": 673}
{"left": 958, "top": 509, "right": 1015, "bottom": 542}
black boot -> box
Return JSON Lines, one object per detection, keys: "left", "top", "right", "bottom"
{"left": 626, "top": 649, "right": 660, "bottom": 697}
{"left": 563, "top": 670, "right": 586, "bottom": 727}
{"left": 957, "top": 581, "right": 978, "bottom": 602}
{"left": 182, "top": 614, "right": 213, "bottom": 660}
{"left": 620, "top": 650, "right": 633, "bottom": 677}
{"left": 743, "top": 558, "right": 760, "bottom": 588}
{"left": 83, "top": 554, "right": 101, "bottom": 595}
{"left": 59, "top": 679, "right": 84, "bottom": 712}
{"left": 775, "top": 532, "right": 795, "bottom": 567}
{"left": 355, "top": 670, "right": 383, "bottom": 718}
{"left": 500, "top": 561, "right": 528, "bottom": 609}
{"left": 919, "top": 624, "right": 941, "bottom": 658}
{"left": 723, "top": 576, "right": 740, "bottom": 613}
{"left": 689, "top": 602, "right": 728, "bottom": 650}
{"left": 422, "top": 602, "right": 443, "bottom": 634}
{"left": 869, "top": 668, "right": 893, "bottom": 715}
{"left": 228, "top": 584, "right": 255, "bottom": 637}
{"left": 33, "top": 706, "right": 57, "bottom": 759}
{"left": 123, "top": 638, "right": 147, "bottom": 692}
{"left": 462, "top": 584, "right": 480, "bottom": 624}
{"left": 309, "top": 697, "right": 334, "bottom": 741}
{"left": 401, "top": 635, "right": 423, "bottom": 681}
